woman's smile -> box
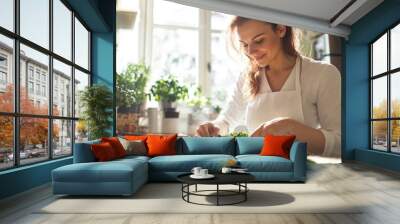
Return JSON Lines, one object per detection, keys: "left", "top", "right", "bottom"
{"left": 254, "top": 54, "right": 266, "bottom": 61}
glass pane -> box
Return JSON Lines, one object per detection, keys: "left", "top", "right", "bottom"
{"left": 392, "top": 72, "right": 400, "bottom": 118}
{"left": 53, "top": 59, "right": 72, "bottom": 117}
{"left": 53, "top": 119, "right": 72, "bottom": 158}
{"left": 152, "top": 28, "right": 198, "bottom": 86}
{"left": 75, "top": 120, "right": 88, "bottom": 143}
{"left": 20, "top": 117, "right": 49, "bottom": 165}
{"left": 391, "top": 24, "right": 400, "bottom": 70}
{"left": 20, "top": 44, "right": 49, "bottom": 115}
{"left": 372, "top": 77, "right": 387, "bottom": 119}
{"left": 0, "top": 0, "right": 14, "bottom": 31}
{"left": 75, "top": 18, "right": 89, "bottom": 70}
{"left": 210, "top": 32, "right": 242, "bottom": 108}
{"left": 0, "top": 34, "right": 14, "bottom": 112}
{"left": 372, "top": 121, "right": 387, "bottom": 151}
{"left": 74, "top": 69, "right": 89, "bottom": 118}
{"left": 391, "top": 120, "right": 400, "bottom": 153}
{"left": 211, "top": 12, "right": 232, "bottom": 31}
{"left": 53, "top": 0, "right": 72, "bottom": 60}
{"left": 153, "top": 0, "right": 198, "bottom": 27}
{"left": 372, "top": 33, "right": 387, "bottom": 76}
{"left": 0, "top": 116, "right": 13, "bottom": 170}
{"left": 20, "top": 0, "right": 49, "bottom": 49}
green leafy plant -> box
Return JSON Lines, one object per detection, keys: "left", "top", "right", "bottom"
{"left": 116, "top": 63, "right": 150, "bottom": 108}
{"left": 149, "top": 75, "right": 188, "bottom": 103}
{"left": 187, "top": 87, "right": 211, "bottom": 110}
{"left": 79, "top": 84, "right": 113, "bottom": 140}
{"left": 229, "top": 131, "right": 249, "bottom": 137}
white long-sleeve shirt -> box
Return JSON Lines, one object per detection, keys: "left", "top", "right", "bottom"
{"left": 214, "top": 56, "right": 341, "bottom": 157}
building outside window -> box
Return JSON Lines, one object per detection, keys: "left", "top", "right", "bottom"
{"left": 28, "top": 66, "right": 34, "bottom": 80}
{"left": 0, "top": 53, "right": 7, "bottom": 88}
{"left": 35, "top": 83, "right": 40, "bottom": 95}
{"left": 41, "top": 85, "right": 46, "bottom": 97}
{"left": 0, "top": 53, "right": 7, "bottom": 67}
{"left": 28, "top": 81, "right": 34, "bottom": 94}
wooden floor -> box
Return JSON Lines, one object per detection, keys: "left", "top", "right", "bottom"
{"left": 1, "top": 161, "right": 400, "bottom": 224}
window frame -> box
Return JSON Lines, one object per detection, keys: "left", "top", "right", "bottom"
{"left": 370, "top": 20, "right": 400, "bottom": 154}
{"left": 143, "top": 0, "right": 213, "bottom": 96}
{"left": 0, "top": 0, "right": 92, "bottom": 171}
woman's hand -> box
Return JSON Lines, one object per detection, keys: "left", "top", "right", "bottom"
{"left": 250, "top": 117, "right": 326, "bottom": 155}
{"left": 250, "top": 117, "right": 296, "bottom": 137}
{"left": 196, "top": 122, "right": 220, "bottom": 136}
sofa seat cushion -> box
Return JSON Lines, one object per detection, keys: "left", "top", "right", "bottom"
{"left": 117, "top": 155, "right": 150, "bottom": 162}
{"left": 53, "top": 159, "right": 147, "bottom": 183}
{"left": 149, "top": 154, "right": 235, "bottom": 172}
{"left": 236, "top": 155, "right": 293, "bottom": 172}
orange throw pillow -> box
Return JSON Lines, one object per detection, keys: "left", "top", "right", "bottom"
{"left": 101, "top": 137, "right": 127, "bottom": 158}
{"left": 91, "top": 142, "right": 117, "bottom": 161}
{"left": 146, "top": 134, "right": 177, "bottom": 157}
{"left": 260, "top": 135, "right": 296, "bottom": 159}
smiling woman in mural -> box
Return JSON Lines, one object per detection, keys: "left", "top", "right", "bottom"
{"left": 197, "top": 16, "right": 341, "bottom": 157}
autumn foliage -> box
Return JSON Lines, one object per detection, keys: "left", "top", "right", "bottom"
{"left": 372, "top": 99, "right": 400, "bottom": 141}
{"left": 0, "top": 84, "right": 59, "bottom": 149}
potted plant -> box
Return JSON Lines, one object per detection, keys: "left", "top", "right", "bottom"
{"left": 187, "top": 87, "right": 211, "bottom": 112}
{"left": 116, "top": 63, "right": 150, "bottom": 114}
{"left": 150, "top": 75, "right": 188, "bottom": 118}
{"left": 79, "top": 84, "right": 113, "bottom": 140}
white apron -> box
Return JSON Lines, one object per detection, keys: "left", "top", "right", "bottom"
{"left": 245, "top": 57, "right": 305, "bottom": 132}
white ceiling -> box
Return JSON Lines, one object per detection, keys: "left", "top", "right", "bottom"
{"left": 166, "top": 0, "right": 384, "bottom": 38}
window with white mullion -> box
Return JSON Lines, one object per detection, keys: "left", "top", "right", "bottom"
{"left": 198, "top": 9, "right": 211, "bottom": 97}
{"left": 149, "top": 0, "right": 200, "bottom": 88}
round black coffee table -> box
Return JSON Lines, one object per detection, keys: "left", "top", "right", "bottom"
{"left": 177, "top": 173, "right": 255, "bottom": 206}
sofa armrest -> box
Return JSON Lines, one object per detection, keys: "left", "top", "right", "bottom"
{"left": 73, "top": 140, "right": 100, "bottom": 163}
{"left": 289, "top": 141, "right": 307, "bottom": 181}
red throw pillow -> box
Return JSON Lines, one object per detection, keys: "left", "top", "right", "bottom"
{"left": 124, "top": 135, "right": 148, "bottom": 141}
{"left": 146, "top": 134, "right": 177, "bottom": 157}
{"left": 260, "top": 135, "right": 296, "bottom": 159}
{"left": 101, "top": 137, "right": 127, "bottom": 158}
{"left": 91, "top": 142, "right": 117, "bottom": 161}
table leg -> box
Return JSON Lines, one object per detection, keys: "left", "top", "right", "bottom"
{"left": 217, "top": 184, "right": 219, "bottom": 206}
{"left": 245, "top": 183, "right": 247, "bottom": 201}
{"left": 195, "top": 184, "right": 197, "bottom": 192}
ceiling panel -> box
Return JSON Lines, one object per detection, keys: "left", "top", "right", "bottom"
{"left": 224, "top": 0, "right": 352, "bottom": 21}
{"left": 166, "top": 0, "right": 384, "bottom": 38}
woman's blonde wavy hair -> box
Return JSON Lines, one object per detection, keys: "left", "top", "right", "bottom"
{"left": 229, "top": 17, "right": 299, "bottom": 99}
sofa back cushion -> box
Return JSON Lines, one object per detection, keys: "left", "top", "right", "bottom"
{"left": 73, "top": 139, "right": 100, "bottom": 163}
{"left": 179, "top": 137, "right": 235, "bottom": 155}
{"left": 236, "top": 137, "right": 264, "bottom": 155}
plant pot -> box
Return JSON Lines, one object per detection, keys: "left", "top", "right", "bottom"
{"left": 159, "top": 101, "right": 179, "bottom": 118}
{"left": 117, "top": 102, "right": 146, "bottom": 114}
{"left": 164, "top": 109, "right": 179, "bottom": 118}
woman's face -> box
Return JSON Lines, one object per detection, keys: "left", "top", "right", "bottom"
{"left": 236, "top": 20, "right": 286, "bottom": 67}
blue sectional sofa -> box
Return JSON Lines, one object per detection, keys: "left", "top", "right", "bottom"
{"left": 52, "top": 137, "right": 307, "bottom": 196}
